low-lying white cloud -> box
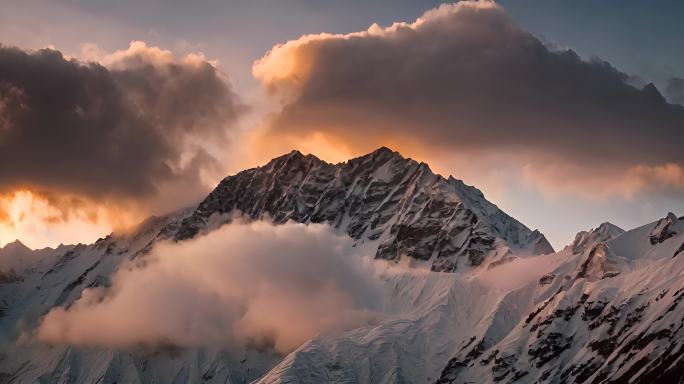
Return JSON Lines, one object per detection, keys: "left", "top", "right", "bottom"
{"left": 37, "top": 220, "right": 384, "bottom": 354}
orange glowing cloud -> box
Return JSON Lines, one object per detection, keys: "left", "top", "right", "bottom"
{"left": 251, "top": 0, "right": 684, "bottom": 202}
{"left": 520, "top": 162, "right": 684, "bottom": 200}
{"left": 0, "top": 191, "right": 142, "bottom": 249}
{"left": 0, "top": 41, "right": 246, "bottom": 248}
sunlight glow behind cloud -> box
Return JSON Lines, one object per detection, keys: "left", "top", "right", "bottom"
{"left": 0, "top": 191, "right": 113, "bottom": 249}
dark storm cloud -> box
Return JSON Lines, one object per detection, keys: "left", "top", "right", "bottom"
{"left": 254, "top": 1, "right": 684, "bottom": 192}
{"left": 0, "top": 42, "right": 243, "bottom": 203}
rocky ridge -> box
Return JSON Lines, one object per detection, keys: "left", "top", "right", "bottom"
{"left": 171, "top": 147, "right": 553, "bottom": 271}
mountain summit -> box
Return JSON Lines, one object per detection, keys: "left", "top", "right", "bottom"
{"left": 171, "top": 147, "right": 553, "bottom": 271}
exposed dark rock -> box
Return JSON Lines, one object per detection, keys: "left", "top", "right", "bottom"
{"left": 570, "top": 357, "right": 604, "bottom": 383}
{"left": 570, "top": 223, "right": 624, "bottom": 255}
{"left": 42, "top": 245, "right": 86, "bottom": 277}
{"left": 588, "top": 336, "right": 618, "bottom": 358}
{"left": 577, "top": 243, "right": 619, "bottom": 280}
{"left": 170, "top": 148, "right": 553, "bottom": 272}
{"left": 674, "top": 241, "right": 684, "bottom": 258}
{"left": 649, "top": 213, "right": 678, "bottom": 245}
{"left": 480, "top": 350, "right": 498, "bottom": 366}
{"left": 582, "top": 300, "right": 608, "bottom": 321}
{"left": 531, "top": 294, "right": 588, "bottom": 333}
{"left": 0, "top": 270, "right": 21, "bottom": 285}
{"left": 525, "top": 290, "right": 562, "bottom": 327}
{"left": 465, "top": 339, "right": 488, "bottom": 360}
{"left": 491, "top": 353, "right": 517, "bottom": 382}
{"left": 54, "top": 259, "right": 102, "bottom": 307}
{"left": 435, "top": 338, "right": 489, "bottom": 383}
{"left": 618, "top": 342, "right": 684, "bottom": 384}
{"left": 528, "top": 332, "right": 574, "bottom": 368}
{"left": 539, "top": 273, "right": 556, "bottom": 286}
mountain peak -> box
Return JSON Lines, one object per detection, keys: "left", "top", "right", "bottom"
{"left": 280, "top": 149, "right": 304, "bottom": 160}
{"left": 269, "top": 149, "right": 306, "bottom": 163}
{"left": 648, "top": 212, "right": 679, "bottom": 245}
{"left": 569, "top": 222, "right": 625, "bottom": 254}
{"left": 642, "top": 82, "right": 664, "bottom": 101}
{"left": 349, "top": 146, "right": 408, "bottom": 165}
{"left": 256, "top": 149, "right": 329, "bottom": 176}
{"left": 370, "top": 146, "right": 398, "bottom": 157}
{"left": 596, "top": 222, "right": 625, "bottom": 234}
{"left": 1, "top": 239, "right": 30, "bottom": 252}
{"left": 173, "top": 148, "right": 553, "bottom": 271}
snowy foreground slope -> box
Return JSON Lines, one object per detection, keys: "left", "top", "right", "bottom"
{"left": 257, "top": 216, "right": 684, "bottom": 384}
{"left": 0, "top": 148, "right": 683, "bottom": 383}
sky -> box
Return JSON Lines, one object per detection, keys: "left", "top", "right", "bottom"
{"left": 0, "top": 0, "right": 683, "bottom": 249}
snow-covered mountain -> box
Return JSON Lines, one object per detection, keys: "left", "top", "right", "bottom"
{"left": 0, "top": 240, "right": 70, "bottom": 284}
{"left": 434, "top": 214, "right": 684, "bottom": 384}
{"left": 255, "top": 214, "right": 684, "bottom": 384}
{"left": 172, "top": 147, "right": 553, "bottom": 271}
{"left": 0, "top": 148, "right": 683, "bottom": 384}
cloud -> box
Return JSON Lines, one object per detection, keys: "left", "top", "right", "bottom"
{"left": 37, "top": 220, "right": 384, "bottom": 354}
{"left": 0, "top": 190, "right": 116, "bottom": 249}
{"left": 0, "top": 41, "right": 244, "bottom": 215}
{"left": 521, "top": 161, "right": 684, "bottom": 200}
{"left": 252, "top": 1, "right": 684, "bottom": 198}
{"left": 0, "top": 208, "right": 14, "bottom": 248}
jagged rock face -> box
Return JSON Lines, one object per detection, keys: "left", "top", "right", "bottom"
{"left": 433, "top": 213, "right": 684, "bottom": 384}
{"left": 172, "top": 147, "right": 553, "bottom": 271}
{"left": 576, "top": 243, "right": 621, "bottom": 280}
{"left": 563, "top": 222, "right": 626, "bottom": 281}
{"left": 570, "top": 222, "right": 625, "bottom": 255}
{"left": 649, "top": 212, "right": 678, "bottom": 245}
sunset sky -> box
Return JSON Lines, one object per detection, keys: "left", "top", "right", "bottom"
{"left": 1, "top": 0, "right": 683, "bottom": 250}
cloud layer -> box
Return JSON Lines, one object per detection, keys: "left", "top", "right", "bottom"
{"left": 0, "top": 191, "right": 113, "bottom": 249}
{"left": 38, "top": 220, "right": 383, "bottom": 354}
{"left": 253, "top": 1, "right": 684, "bottom": 197}
{"left": 0, "top": 41, "right": 243, "bottom": 212}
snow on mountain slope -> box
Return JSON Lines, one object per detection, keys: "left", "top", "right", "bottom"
{"left": 434, "top": 214, "right": 684, "bottom": 384}
{"left": 257, "top": 214, "right": 684, "bottom": 384}
{"left": 0, "top": 240, "right": 70, "bottom": 284}
{"left": 0, "top": 149, "right": 682, "bottom": 384}
{"left": 255, "top": 257, "right": 568, "bottom": 384}
{"left": 0, "top": 209, "right": 281, "bottom": 384}
{"left": 171, "top": 147, "right": 553, "bottom": 272}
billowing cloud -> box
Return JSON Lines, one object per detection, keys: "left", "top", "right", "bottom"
{"left": 37, "top": 220, "right": 384, "bottom": 354}
{"left": 0, "top": 41, "right": 245, "bottom": 245}
{"left": 0, "top": 41, "right": 243, "bottom": 210}
{"left": 253, "top": 1, "right": 684, "bottom": 198}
